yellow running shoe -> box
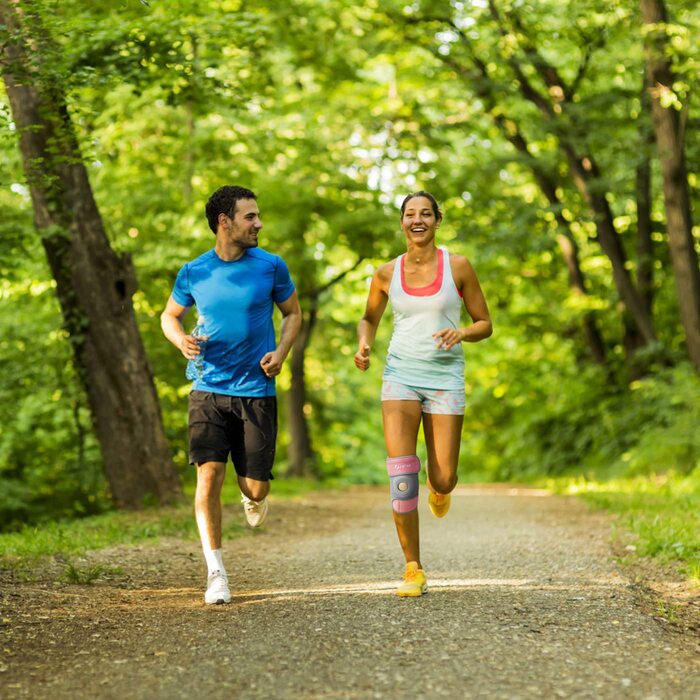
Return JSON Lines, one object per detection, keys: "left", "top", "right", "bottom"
{"left": 396, "top": 561, "right": 428, "bottom": 597}
{"left": 428, "top": 491, "right": 451, "bottom": 518}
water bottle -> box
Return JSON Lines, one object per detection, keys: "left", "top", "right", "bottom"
{"left": 185, "top": 316, "right": 208, "bottom": 381}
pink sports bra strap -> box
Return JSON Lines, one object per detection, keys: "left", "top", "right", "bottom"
{"left": 400, "top": 248, "right": 444, "bottom": 297}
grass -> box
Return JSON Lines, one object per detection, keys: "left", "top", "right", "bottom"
{"left": 544, "top": 471, "right": 700, "bottom": 582}
{"left": 0, "top": 476, "right": 324, "bottom": 572}
{"left": 4, "top": 468, "right": 697, "bottom": 587}
{"left": 60, "top": 562, "right": 124, "bottom": 585}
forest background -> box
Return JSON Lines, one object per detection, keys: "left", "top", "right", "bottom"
{"left": 1, "top": 0, "right": 698, "bottom": 582}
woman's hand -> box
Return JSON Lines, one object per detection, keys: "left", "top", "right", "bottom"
{"left": 432, "top": 328, "right": 464, "bottom": 351}
{"left": 354, "top": 344, "right": 371, "bottom": 371}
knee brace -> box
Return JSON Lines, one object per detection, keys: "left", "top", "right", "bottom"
{"left": 387, "top": 455, "right": 420, "bottom": 513}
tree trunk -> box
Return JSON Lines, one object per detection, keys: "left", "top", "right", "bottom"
{"left": 1, "top": 0, "right": 182, "bottom": 507}
{"left": 488, "top": 110, "right": 609, "bottom": 365}
{"left": 556, "top": 139, "right": 657, "bottom": 349}
{"left": 635, "top": 135, "right": 654, "bottom": 315}
{"left": 286, "top": 309, "right": 317, "bottom": 478}
{"left": 553, "top": 232, "right": 608, "bottom": 365}
{"left": 636, "top": 76, "right": 656, "bottom": 317}
{"left": 622, "top": 80, "right": 657, "bottom": 376}
{"left": 641, "top": 0, "right": 700, "bottom": 369}
{"left": 284, "top": 260, "right": 363, "bottom": 477}
{"left": 511, "top": 133, "right": 608, "bottom": 365}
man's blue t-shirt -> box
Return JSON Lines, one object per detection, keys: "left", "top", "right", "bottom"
{"left": 171, "top": 247, "right": 295, "bottom": 397}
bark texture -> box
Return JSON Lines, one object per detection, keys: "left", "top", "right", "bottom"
{"left": 641, "top": 0, "right": 700, "bottom": 369}
{"left": 285, "top": 261, "right": 363, "bottom": 477}
{"left": 286, "top": 309, "right": 317, "bottom": 478}
{"left": 1, "top": 0, "right": 182, "bottom": 507}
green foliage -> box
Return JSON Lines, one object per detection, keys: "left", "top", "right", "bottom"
{"left": 461, "top": 359, "right": 699, "bottom": 482}
{"left": 0, "top": 478, "right": 320, "bottom": 570}
{"left": 0, "top": 505, "right": 196, "bottom": 566}
{"left": 1, "top": 0, "right": 698, "bottom": 549}
{"left": 551, "top": 471, "right": 700, "bottom": 579}
{"left": 0, "top": 259, "right": 108, "bottom": 529}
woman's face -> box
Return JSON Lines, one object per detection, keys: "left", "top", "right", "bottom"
{"left": 400, "top": 196, "right": 441, "bottom": 245}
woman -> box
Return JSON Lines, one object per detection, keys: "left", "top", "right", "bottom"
{"left": 355, "top": 191, "right": 492, "bottom": 597}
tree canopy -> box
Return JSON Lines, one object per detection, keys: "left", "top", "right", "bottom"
{"left": 1, "top": 0, "right": 698, "bottom": 528}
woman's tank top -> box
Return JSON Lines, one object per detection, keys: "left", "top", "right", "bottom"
{"left": 383, "top": 248, "right": 465, "bottom": 390}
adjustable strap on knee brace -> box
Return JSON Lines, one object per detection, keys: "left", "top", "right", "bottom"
{"left": 386, "top": 455, "right": 420, "bottom": 513}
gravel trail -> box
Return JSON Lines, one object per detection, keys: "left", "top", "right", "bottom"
{"left": 1, "top": 485, "right": 699, "bottom": 699}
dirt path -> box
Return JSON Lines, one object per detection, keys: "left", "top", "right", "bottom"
{"left": 1, "top": 486, "right": 699, "bottom": 699}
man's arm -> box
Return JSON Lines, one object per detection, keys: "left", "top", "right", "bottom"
{"left": 160, "top": 296, "right": 201, "bottom": 360}
{"left": 259, "top": 290, "right": 302, "bottom": 377}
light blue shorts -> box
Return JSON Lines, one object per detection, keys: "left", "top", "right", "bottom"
{"left": 381, "top": 379, "right": 465, "bottom": 415}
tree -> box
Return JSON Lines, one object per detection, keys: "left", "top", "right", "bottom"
{"left": 0, "top": 0, "right": 181, "bottom": 507}
{"left": 641, "top": 0, "right": 700, "bottom": 369}
{"left": 369, "top": 0, "right": 686, "bottom": 371}
{"left": 484, "top": 0, "right": 657, "bottom": 348}
{"left": 418, "top": 28, "right": 608, "bottom": 365}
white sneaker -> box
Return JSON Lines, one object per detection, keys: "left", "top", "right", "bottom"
{"left": 204, "top": 570, "right": 231, "bottom": 605}
{"left": 241, "top": 494, "right": 269, "bottom": 527}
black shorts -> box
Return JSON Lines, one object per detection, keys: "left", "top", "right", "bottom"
{"left": 188, "top": 391, "right": 277, "bottom": 481}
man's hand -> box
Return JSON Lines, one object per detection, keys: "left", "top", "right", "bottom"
{"left": 433, "top": 328, "right": 464, "bottom": 351}
{"left": 354, "top": 344, "right": 371, "bottom": 371}
{"left": 179, "top": 334, "right": 208, "bottom": 360}
{"left": 260, "top": 350, "right": 285, "bottom": 377}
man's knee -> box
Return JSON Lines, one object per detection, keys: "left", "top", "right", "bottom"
{"left": 387, "top": 455, "right": 420, "bottom": 513}
{"left": 196, "top": 462, "right": 226, "bottom": 490}
{"left": 239, "top": 477, "right": 269, "bottom": 502}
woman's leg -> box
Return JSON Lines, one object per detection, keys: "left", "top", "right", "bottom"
{"left": 382, "top": 400, "right": 423, "bottom": 565}
{"left": 423, "top": 412, "right": 464, "bottom": 499}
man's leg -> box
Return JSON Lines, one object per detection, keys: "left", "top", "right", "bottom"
{"left": 423, "top": 413, "right": 464, "bottom": 517}
{"left": 238, "top": 476, "right": 270, "bottom": 527}
{"left": 238, "top": 476, "right": 270, "bottom": 502}
{"left": 194, "top": 460, "right": 231, "bottom": 604}
{"left": 234, "top": 397, "right": 276, "bottom": 527}
{"left": 195, "top": 461, "right": 227, "bottom": 552}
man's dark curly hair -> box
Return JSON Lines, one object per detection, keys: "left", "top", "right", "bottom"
{"left": 205, "top": 185, "right": 257, "bottom": 234}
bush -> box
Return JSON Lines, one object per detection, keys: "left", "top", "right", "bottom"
{"left": 461, "top": 361, "right": 700, "bottom": 482}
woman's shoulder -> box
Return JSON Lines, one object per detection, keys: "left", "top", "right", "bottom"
{"left": 447, "top": 251, "right": 475, "bottom": 274}
{"left": 375, "top": 258, "right": 398, "bottom": 283}
{"left": 446, "top": 251, "right": 479, "bottom": 291}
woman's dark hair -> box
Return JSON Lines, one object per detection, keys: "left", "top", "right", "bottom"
{"left": 205, "top": 185, "right": 257, "bottom": 233}
{"left": 399, "top": 191, "right": 442, "bottom": 220}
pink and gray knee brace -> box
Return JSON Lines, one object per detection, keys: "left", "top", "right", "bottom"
{"left": 386, "top": 455, "right": 420, "bottom": 513}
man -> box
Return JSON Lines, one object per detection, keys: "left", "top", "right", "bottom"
{"left": 161, "top": 185, "right": 301, "bottom": 605}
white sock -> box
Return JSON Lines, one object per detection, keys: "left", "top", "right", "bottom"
{"left": 202, "top": 547, "right": 226, "bottom": 576}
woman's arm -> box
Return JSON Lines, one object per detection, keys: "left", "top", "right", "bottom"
{"left": 355, "top": 263, "right": 392, "bottom": 371}
{"left": 434, "top": 255, "right": 493, "bottom": 351}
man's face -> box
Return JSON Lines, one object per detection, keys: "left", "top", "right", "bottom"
{"left": 223, "top": 198, "right": 262, "bottom": 248}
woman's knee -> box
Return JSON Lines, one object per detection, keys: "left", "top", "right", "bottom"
{"left": 430, "top": 471, "right": 458, "bottom": 495}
